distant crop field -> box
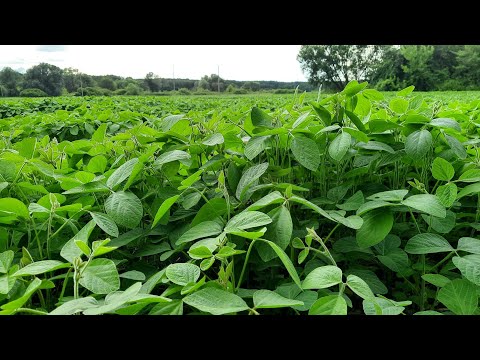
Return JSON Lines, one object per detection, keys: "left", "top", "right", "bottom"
{"left": 0, "top": 84, "right": 479, "bottom": 315}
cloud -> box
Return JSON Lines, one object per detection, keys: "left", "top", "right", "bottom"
{"left": 36, "top": 45, "right": 66, "bottom": 52}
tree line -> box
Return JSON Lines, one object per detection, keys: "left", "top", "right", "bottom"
{"left": 298, "top": 45, "right": 480, "bottom": 91}
{"left": 0, "top": 63, "right": 313, "bottom": 97}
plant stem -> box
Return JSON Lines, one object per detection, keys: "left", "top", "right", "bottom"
{"left": 235, "top": 239, "right": 256, "bottom": 293}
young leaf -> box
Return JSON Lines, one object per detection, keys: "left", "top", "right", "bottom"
{"left": 437, "top": 279, "right": 478, "bottom": 315}
{"left": 225, "top": 211, "right": 271, "bottom": 232}
{"left": 90, "top": 212, "right": 119, "bottom": 238}
{"left": 328, "top": 132, "right": 351, "bottom": 162}
{"left": 0, "top": 250, "right": 14, "bottom": 274}
{"left": 457, "top": 237, "right": 480, "bottom": 254}
{"left": 309, "top": 295, "right": 347, "bottom": 315}
{"left": 356, "top": 208, "right": 393, "bottom": 248}
{"left": 431, "top": 157, "right": 455, "bottom": 181}
{"left": 151, "top": 195, "right": 180, "bottom": 228}
{"left": 290, "top": 136, "right": 320, "bottom": 171}
{"left": 165, "top": 263, "right": 200, "bottom": 286}
{"left": 253, "top": 290, "right": 303, "bottom": 309}
{"left": 0, "top": 198, "right": 29, "bottom": 219}
{"left": 105, "top": 191, "right": 143, "bottom": 229}
{"left": 405, "top": 233, "right": 454, "bottom": 254}
{"left": 61, "top": 220, "right": 97, "bottom": 264}
{"left": 12, "top": 261, "right": 70, "bottom": 277}
{"left": 401, "top": 194, "right": 446, "bottom": 218}
{"left": 302, "top": 265, "right": 343, "bottom": 290}
{"left": 405, "top": 130, "right": 432, "bottom": 158}
{"left": 183, "top": 288, "right": 250, "bottom": 315}
{"left": 107, "top": 158, "right": 139, "bottom": 189}
{"left": 436, "top": 183, "right": 457, "bottom": 207}
{"left": 346, "top": 274, "right": 375, "bottom": 300}
{"left": 79, "top": 258, "right": 120, "bottom": 294}
{"left": 235, "top": 162, "right": 269, "bottom": 201}
{"left": 176, "top": 221, "right": 223, "bottom": 245}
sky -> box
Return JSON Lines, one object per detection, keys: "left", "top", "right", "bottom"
{"left": 0, "top": 45, "right": 307, "bottom": 82}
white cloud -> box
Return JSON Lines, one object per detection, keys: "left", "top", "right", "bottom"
{"left": 0, "top": 45, "right": 307, "bottom": 82}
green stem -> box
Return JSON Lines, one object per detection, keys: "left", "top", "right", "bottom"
{"left": 15, "top": 308, "right": 48, "bottom": 315}
{"left": 59, "top": 267, "right": 73, "bottom": 301}
{"left": 235, "top": 239, "right": 256, "bottom": 293}
{"left": 431, "top": 252, "right": 454, "bottom": 271}
{"left": 323, "top": 223, "right": 340, "bottom": 245}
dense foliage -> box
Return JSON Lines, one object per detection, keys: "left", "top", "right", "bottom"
{"left": 0, "top": 86, "right": 480, "bottom": 315}
{"left": 0, "top": 64, "right": 312, "bottom": 98}
{"left": 298, "top": 45, "right": 480, "bottom": 91}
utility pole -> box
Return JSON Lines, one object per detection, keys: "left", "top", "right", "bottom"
{"left": 217, "top": 65, "right": 220, "bottom": 93}
{"left": 173, "top": 65, "right": 175, "bottom": 91}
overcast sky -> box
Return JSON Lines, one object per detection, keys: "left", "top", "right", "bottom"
{"left": 0, "top": 45, "right": 307, "bottom": 82}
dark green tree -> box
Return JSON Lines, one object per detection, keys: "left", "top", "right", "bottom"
{"left": 144, "top": 72, "right": 161, "bottom": 92}
{"left": 297, "top": 45, "right": 383, "bottom": 90}
{"left": 0, "top": 67, "right": 23, "bottom": 96}
{"left": 23, "top": 63, "right": 64, "bottom": 96}
{"left": 455, "top": 45, "right": 480, "bottom": 89}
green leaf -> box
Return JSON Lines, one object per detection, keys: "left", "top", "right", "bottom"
{"left": 251, "top": 107, "right": 273, "bottom": 128}
{"left": 225, "top": 211, "right": 271, "bottom": 232}
{"left": 405, "top": 233, "right": 454, "bottom": 254}
{"left": 309, "top": 295, "right": 347, "bottom": 315}
{"left": 79, "top": 258, "right": 120, "bottom": 294}
{"left": 358, "top": 141, "right": 395, "bottom": 154}
{"left": 155, "top": 150, "right": 191, "bottom": 167}
{"left": 311, "top": 102, "right": 331, "bottom": 126}
{"left": 328, "top": 132, "right": 351, "bottom": 162}
{"left": 291, "top": 136, "right": 320, "bottom": 171}
{"left": 244, "top": 136, "right": 270, "bottom": 160}
{"left": 346, "top": 274, "right": 375, "bottom": 300}
{"left": 389, "top": 98, "right": 409, "bottom": 114}
{"left": 366, "top": 190, "right": 408, "bottom": 202}
{"left": 0, "top": 275, "right": 15, "bottom": 295}
{"left": 253, "top": 290, "right": 303, "bottom": 309}
{"left": 422, "top": 274, "right": 450, "bottom": 288}
{"left": 402, "top": 194, "right": 446, "bottom": 218}
{"left": 119, "top": 270, "right": 146, "bottom": 281}
{"left": 444, "top": 134, "right": 467, "bottom": 159}
{"left": 337, "top": 191, "right": 364, "bottom": 211}
{"left": 437, "top": 279, "right": 478, "bottom": 315}
{"left": 235, "top": 162, "right": 269, "bottom": 201}
{"left": 49, "top": 297, "right": 98, "bottom": 315}
{"left": 260, "top": 239, "right": 302, "bottom": 289}
{"left": 90, "top": 212, "right": 119, "bottom": 238}
{"left": 188, "top": 246, "right": 213, "bottom": 260}
{"left": 1, "top": 277, "right": 42, "bottom": 312}
{"left": 61, "top": 220, "right": 96, "bottom": 264}
{"left": 202, "top": 133, "right": 224, "bottom": 146}
{"left": 165, "top": 263, "right": 200, "bottom": 286}
{"left": 430, "top": 118, "right": 461, "bottom": 132}
{"left": 457, "top": 237, "right": 480, "bottom": 254}
{"left": 396, "top": 85, "right": 415, "bottom": 97}
{"left": 12, "top": 260, "right": 69, "bottom": 277}
{"left": 421, "top": 210, "right": 456, "bottom": 234}
{"left": 86, "top": 155, "right": 108, "bottom": 174}
{"left": 0, "top": 198, "right": 29, "bottom": 219}
{"left": 246, "top": 191, "right": 284, "bottom": 211}
{"left": 356, "top": 200, "right": 398, "bottom": 216}
{"left": 302, "top": 265, "right": 343, "bottom": 290}
{"left": 176, "top": 221, "right": 223, "bottom": 245}
{"left": 151, "top": 195, "right": 180, "bottom": 228}
{"left": 343, "top": 80, "right": 367, "bottom": 97}
{"left": 256, "top": 206, "right": 292, "bottom": 262}
{"left": 0, "top": 250, "right": 14, "bottom": 274}
{"left": 348, "top": 270, "right": 387, "bottom": 295}
{"left": 432, "top": 157, "right": 455, "bottom": 181}
{"left": 356, "top": 208, "right": 393, "bottom": 248}
{"left": 107, "top": 158, "right": 139, "bottom": 189}
{"left": 105, "top": 191, "right": 143, "bottom": 229}
{"left": 436, "top": 183, "right": 457, "bottom": 207}
{"left": 405, "top": 130, "right": 432, "bottom": 158}
{"left": 458, "top": 169, "right": 480, "bottom": 183}
{"left": 377, "top": 248, "right": 410, "bottom": 274}
{"left": 457, "top": 182, "right": 480, "bottom": 200}
{"left": 183, "top": 288, "right": 249, "bottom": 315}
{"left": 452, "top": 255, "right": 480, "bottom": 286}
{"left": 345, "top": 110, "right": 366, "bottom": 132}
